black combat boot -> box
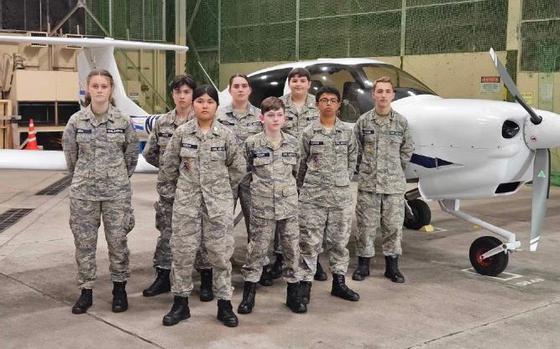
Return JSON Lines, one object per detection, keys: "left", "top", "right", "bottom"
{"left": 384, "top": 255, "right": 405, "bottom": 283}
{"left": 237, "top": 281, "right": 257, "bottom": 314}
{"left": 71, "top": 288, "right": 92, "bottom": 314}
{"left": 162, "top": 296, "right": 190, "bottom": 326}
{"left": 314, "top": 260, "right": 328, "bottom": 281}
{"left": 286, "top": 283, "right": 307, "bottom": 313}
{"left": 300, "top": 281, "right": 312, "bottom": 305}
{"left": 352, "top": 256, "right": 371, "bottom": 281}
{"left": 199, "top": 269, "right": 214, "bottom": 302}
{"left": 112, "top": 281, "right": 128, "bottom": 312}
{"left": 270, "top": 253, "right": 283, "bottom": 279}
{"left": 258, "top": 265, "right": 273, "bottom": 286}
{"left": 331, "top": 274, "right": 360, "bottom": 301}
{"left": 143, "top": 267, "right": 171, "bottom": 297}
{"left": 217, "top": 299, "right": 239, "bottom": 327}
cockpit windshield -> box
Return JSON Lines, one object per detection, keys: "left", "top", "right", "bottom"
{"left": 359, "top": 64, "right": 436, "bottom": 99}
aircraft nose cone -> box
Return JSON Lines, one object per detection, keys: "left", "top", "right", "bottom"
{"left": 524, "top": 110, "right": 560, "bottom": 149}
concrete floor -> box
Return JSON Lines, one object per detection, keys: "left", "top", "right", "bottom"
{"left": 0, "top": 170, "right": 559, "bottom": 349}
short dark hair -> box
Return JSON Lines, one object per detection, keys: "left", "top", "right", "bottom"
{"left": 171, "top": 74, "right": 197, "bottom": 91}
{"left": 315, "top": 86, "right": 341, "bottom": 102}
{"left": 228, "top": 74, "right": 251, "bottom": 88}
{"left": 260, "top": 96, "right": 285, "bottom": 114}
{"left": 372, "top": 76, "right": 394, "bottom": 90}
{"left": 192, "top": 85, "right": 219, "bottom": 105}
{"left": 287, "top": 67, "right": 311, "bottom": 81}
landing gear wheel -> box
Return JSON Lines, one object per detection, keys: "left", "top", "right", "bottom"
{"left": 404, "top": 199, "right": 431, "bottom": 230}
{"left": 469, "top": 236, "right": 508, "bottom": 276}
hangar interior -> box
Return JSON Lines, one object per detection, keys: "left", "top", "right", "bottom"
{"left": 0, "top": 0, "right": 559, "bottom": 184}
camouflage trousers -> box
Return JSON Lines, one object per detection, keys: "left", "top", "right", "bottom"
{"left": 69, "top": 197, "right": 134, "bottom": 289}
{"left": 299, "top": 202, "right": 353, "bottom": 281}
{"left": 233, "top": 176, "right": 252, "bottom": 240}
{"left": 241, "top": 216, "right": 300, "bottom": 283}
{"left": 355, "top": 191, "right": 404, "bottom": 257}
{"left": 171, "top": 201, "right": 235, "bottom": 300}
{"left": 152, "top": 198, "right": 210, "bottom": 270}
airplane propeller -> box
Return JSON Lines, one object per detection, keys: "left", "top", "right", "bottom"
{"left": 489, "top": 48, "right": 549, "bottom": 251}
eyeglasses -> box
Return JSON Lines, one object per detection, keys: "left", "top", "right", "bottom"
{"left": 319, "top": 98, "right": 339, "bottom": 104}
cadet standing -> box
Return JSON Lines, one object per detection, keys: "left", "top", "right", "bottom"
{"left": 298, "top": 86, "right": 359, "bottom": 304}
{"left": 216, "top": 74, "right": 261, "bottom": 239}
{"left": 237, "top": 97, "right": 306, "bottom": 315}
{"left": 352, "top": 76, "right": 414, "bottom": 283}
{"left": 142, "top": 75, "right": 213, "bottom": 301}
{"left": 62, "top": 69, "right": 138, "bottom": 314}
{"left": 277, "top": 67, "right": 327, "bottom": 281}
{"left": 160, "top": 85, "right": 246, "bottom": 328}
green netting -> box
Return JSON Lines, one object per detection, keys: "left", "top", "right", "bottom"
{"left": 552, "top": 149, "right": 560, "bottom": 187}
{"left": 520, "top": 21, "right": 560, "bottom": 72}
{"left": 84, "top": 0, "right": 164, "bottom": 41}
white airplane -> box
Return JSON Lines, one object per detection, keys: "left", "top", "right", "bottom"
{"left": 0, "top": 34, "right": 188, "bottom": 173}
{"left": 218, "top": 55, "right": 559, "bottom": 277}
{"left": 1, "top": 35, "right": 558, "bottom": 276}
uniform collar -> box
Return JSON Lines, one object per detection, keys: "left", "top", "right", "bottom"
{"left": 283, "top": 93, "right": 317, "bottom": 112}
{"left": 170, "top": 108, "right": 192, "bottom": 127}
{"left": 255, "top": 130, "right": 289, "bottom": 149}
{"left": 224, "top": 102, "right": 259, "bottom": 119}
{"left": 185, "top": 119, "right": 222, "bottom": 138}
{"left": 311, "top": 117, "right": 342, "bottom": 134}
{"left": 80, "top": 104, "right": 117, "bottom": 126}
{"left": 372, "top": 108, "right": 394, "bottom": 126}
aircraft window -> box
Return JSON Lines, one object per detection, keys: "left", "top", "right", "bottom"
{"left": 308, "top": 64, "right": 363, "bottom": 123}
{"left": 360, "top": 64, "right": 436, "bottom": 100}
{"left": 248, "top": 68, "right": 292, "bottom": 107}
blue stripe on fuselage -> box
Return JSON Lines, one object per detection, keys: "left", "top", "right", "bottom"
{"left": 410, "top": 153, "right": 454, "bottom": 168}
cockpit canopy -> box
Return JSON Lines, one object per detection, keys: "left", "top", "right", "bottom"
{"left": 248, "top": 63, "right": 436, "bottom": 122}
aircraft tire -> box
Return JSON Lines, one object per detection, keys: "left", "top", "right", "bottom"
{"left": 469, "top": 236, "right": 509, "bottom": 276}
{"left": 404, "top": 199, "right": 431, "bottom": 230}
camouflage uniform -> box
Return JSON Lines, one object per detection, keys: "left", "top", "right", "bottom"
{"left": 62, "top": 105, "right": 139, "bottom": 289}
{"left": 159, "top": 120, "right": 246, "bottom": 300}
{"left": 297, "top": 118, "right": 357, "bottom": 281}
{"left": 143, "top": 109, "right": 209, "bottom": 271}
{"left": 241, "top": 131, "right": 300, "bottom": 283}
{"left": 216, "top": 103, "right": 262, "bottom": 239}
{"left": 280, "top": 93, "right": 319, "bottom": 140}
{"left": 353, "top": 109, "right": 414, "bottom": 257}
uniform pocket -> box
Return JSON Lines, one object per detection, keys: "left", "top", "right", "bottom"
{"left": 107, "top": 133, "right": 125, "bottom": 144}
{"left": 282, "top": 186, "right": 297, "bottom": 197}
{"left": 254, "top": 155, "right": 273, "bottom": 166}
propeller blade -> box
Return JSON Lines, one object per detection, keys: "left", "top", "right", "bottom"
{"left": 488, "top": 48, "right": 542, "bottom": 125}
{"left": 530, "top": 148, "right": 549, "bottom": 251}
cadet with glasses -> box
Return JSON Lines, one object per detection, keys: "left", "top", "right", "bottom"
{"left": 297, "top": 86, "right": 360, "bottom": 305}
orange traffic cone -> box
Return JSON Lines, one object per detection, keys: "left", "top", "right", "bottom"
{"left": 24, "top": 118, "right": 40, "bottom": 150}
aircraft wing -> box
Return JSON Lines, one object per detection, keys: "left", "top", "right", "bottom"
{"left": 0, "top": 149, "right": 157, "bottom": 173}
{"left": 0, "top": 35, "right": 188, "bottom": 52}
